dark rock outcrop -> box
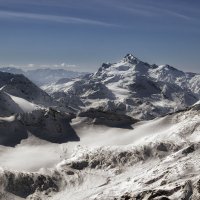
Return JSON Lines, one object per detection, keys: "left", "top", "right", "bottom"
{"left": 78, "top": 108, "right": 138, "bottom": 128}
{"left": 0, "top": 108, "right": 79, "bottom": 147}
{"left": 4, "top": 171, "right": 58, "bottom": 198}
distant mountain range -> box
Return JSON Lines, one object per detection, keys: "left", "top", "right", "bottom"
{"left": 0, "top": 67, "right": 88, "bottom": 86}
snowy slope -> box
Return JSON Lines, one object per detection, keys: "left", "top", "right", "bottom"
{"left": 44, "top": 102, "right": 200, "bottom": 200}
{"left": 0, "top": 71, "right": 79, "bottom": 146}
{"left": 0, "top": 102, "right": 199, "bottom": 199}
{"left": 0, "top": 71, "right": 53, "bottom": 106}
{"left": 0, "top": 71, "right": 52, "bottom": 115}
{"left": 43, "top": 54, "right": 200, "bottom": 120}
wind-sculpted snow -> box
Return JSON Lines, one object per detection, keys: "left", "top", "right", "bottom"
{"left": 52, "top": 105, "right": 200, "bottom": 200}
{"left": 58, "top": 142, "right": 181, "bottom": 171}
{"left": 43, "top": 54, "right": 200, "bottom": 120}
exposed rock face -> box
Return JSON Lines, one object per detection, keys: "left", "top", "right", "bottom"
{"left": 119, "top": 180, "right": 193, "bottom": 200}
{"left": 21, "top": 108, "right": 79, "bottom": 143}
{"left": 2, "top": 171, "right": 58, "bottom": 198}
{"left": 0, "top": 91, "right": 24, "bottom": 117}
{"left": 0, "top": 117, "right": 27, "bottom": 146}
{"left": 0, "top": 72, "right": 52, "bottom": 105}
{"left": 0, "top": 108, "right": 79, "bottom": 146}
{"left": 78, "top": 108, "right": 138, "bottom": 128}
{"left": 182, "top": 144, "right": 195, "bottom": 155}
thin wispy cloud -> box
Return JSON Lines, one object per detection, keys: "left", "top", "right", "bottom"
{"left": 125, "top": 5, "right": 192, "bottom": 21}
{"left": 120, "top": 6, "right": 155, "bottom": 17}
{"left": 165, "top": 10, "right": 192, "bottom": 21}
{"left": 102, "top": 1, "right": 194, "bottom": 22}
{"left": 0, "top": 10, "right": 119, "bottom": 27}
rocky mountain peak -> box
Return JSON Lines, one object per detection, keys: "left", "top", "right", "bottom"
{"left": 123, "top": 53, "right": 140, "bottom": 64}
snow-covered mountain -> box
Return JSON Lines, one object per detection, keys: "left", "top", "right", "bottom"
{"left": 0, "top": 71, "right": 79, "bottom": 146}
{"left": 0, "top": 67, "right": 88, "bottom": 86}
{"left": 0, "top": 71, "right": 52, "bottom": 105}
{"left": 43, "top": 54, "right": 200, "bottom": 120}
{"left": 0, "top": 54, "right": 200, "bottom": 200}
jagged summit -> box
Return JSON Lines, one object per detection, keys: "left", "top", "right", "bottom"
{"left": 123, "top": 53, "right": 141, "bottom": 64}
{"left": 96, "top": 53, "right": 147, "bottom": 75}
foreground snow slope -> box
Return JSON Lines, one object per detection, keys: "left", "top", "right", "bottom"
{"left": 51, "top": 103, "right": 200, "bottom": 200}
{"left": 0, "top": 103, "right": 199, "bottom": 199}
{"left": 43, "top": 54, "right": 200, "bottom": 119}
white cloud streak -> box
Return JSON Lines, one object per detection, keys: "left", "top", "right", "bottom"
{"left": 0, "top": 10, "right": 119, "bottom": 27}
{"left": 165, "top": 10, "right": 192, "bottom": 21}
{"left": 124, "top": 5, "right": 192, "bottom": 21}
{"left": 101, "top": 1, "right": 194, "bottom": 22}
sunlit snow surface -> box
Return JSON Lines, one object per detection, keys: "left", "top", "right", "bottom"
{"left": 8, "top": 93, "right": 39, "bottom": 113}
{"left": 53, "top": 107, "right": 200, "bottom": 200}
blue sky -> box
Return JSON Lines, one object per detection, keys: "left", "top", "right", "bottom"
{"left": 0, "top": 0, "right": 199, "bottom": 72}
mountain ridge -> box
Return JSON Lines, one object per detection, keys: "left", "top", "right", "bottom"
{"left": 43, "top": 54, "right": 200, "bottom": 120}
{"left": 0, "top": 71, "right": 79, "bottom": 146}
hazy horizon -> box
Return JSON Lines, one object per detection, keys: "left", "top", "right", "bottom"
{"left": 0, "top": 0, "right": 200, "bottom": 73}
